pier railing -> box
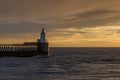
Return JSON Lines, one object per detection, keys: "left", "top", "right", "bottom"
{"left": 0, "top": 43, "right": 38, "bottom": 52}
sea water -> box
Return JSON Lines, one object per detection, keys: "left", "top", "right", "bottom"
{"left": 0, "top": 47, "right": 120, "bottom": 80}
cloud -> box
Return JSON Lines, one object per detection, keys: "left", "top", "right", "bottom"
{"left": 0, "top": 0, "right": 71, "bottom": 20}
{"left": 0, "top": 22, "right": 41, "bottom": 34}
{"left": 63, "top": 9, "right": 120, "bottom": 28}
{"left": 0, "top": 0, "right": 120, "bottom": 46}
{"left": 74, "top": 10, "right": 120, "bottom": 20}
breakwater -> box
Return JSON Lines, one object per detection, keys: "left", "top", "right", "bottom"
{"left": 0, "top": 28, "right": 49, "bottom": 57}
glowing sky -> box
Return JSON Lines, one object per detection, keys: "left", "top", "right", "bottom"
{"left": 0, "top": 0, "right": 120, "bottom": 47}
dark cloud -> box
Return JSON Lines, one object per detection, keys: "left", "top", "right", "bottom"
{"left": 63, "top": 9, "right": 120, "bottom": 29}
{"left": 0, "top": 22, "right": 40, "bottom": 34}
{"left": 74, "top": 10, "right": 120, "bottom": 20}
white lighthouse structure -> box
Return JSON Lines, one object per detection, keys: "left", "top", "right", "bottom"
{"left": 40, "top": 28, "right": 46, "bottom": 43}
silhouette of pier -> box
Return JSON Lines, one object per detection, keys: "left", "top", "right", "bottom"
{"left": 0, "top": 28, "right": 49, "bottom": 57}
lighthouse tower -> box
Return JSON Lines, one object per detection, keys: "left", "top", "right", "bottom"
{"left": 37, "top": 28, "right": 49, "bottom": 56}
{"left": 40, "top": 28, "right": 46, "bottom": 43}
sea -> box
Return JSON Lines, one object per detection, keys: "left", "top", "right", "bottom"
{"left": 0, "top": 47, "right": 120, "bottom": 80}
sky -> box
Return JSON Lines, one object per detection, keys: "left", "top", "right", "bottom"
{"left": 0, "top": 0, "right": 120, "bottom": 47}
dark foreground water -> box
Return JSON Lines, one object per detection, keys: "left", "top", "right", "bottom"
{"left": 0, "top": 48, "right": 120, "bottom": 80}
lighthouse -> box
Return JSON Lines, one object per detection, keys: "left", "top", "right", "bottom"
{"left": 40, "top": 28, "right": 46, "bottom": 43}
{"left": 37, "top": 28, "right": 49, "bottom": 56}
